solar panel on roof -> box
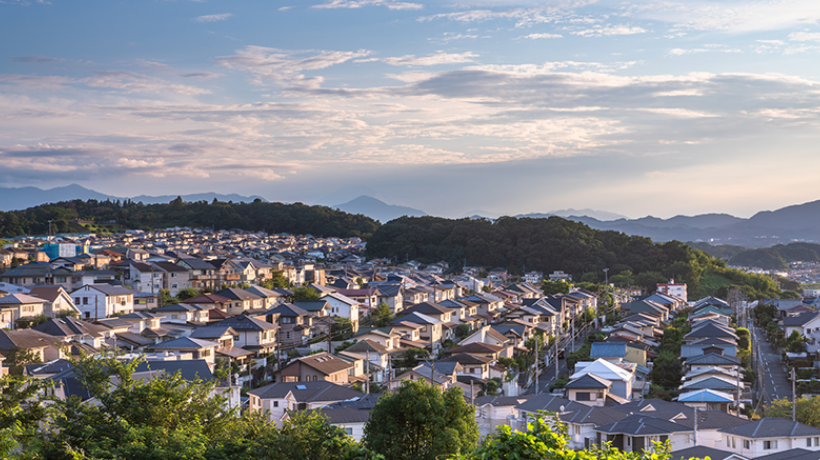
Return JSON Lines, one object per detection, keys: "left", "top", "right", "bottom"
{"left": 296, "top": 385, "right": 307, "bottom": 390}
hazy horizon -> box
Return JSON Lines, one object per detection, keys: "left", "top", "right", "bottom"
{"left": 3, "top": 0, "right": 820, "bottom": 220}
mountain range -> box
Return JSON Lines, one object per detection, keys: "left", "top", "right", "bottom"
{"left": 3, "top": 184, "right": 820, "bottom": 249}
{"left": 0, "top": 184, "right": 266, "bottom": 211}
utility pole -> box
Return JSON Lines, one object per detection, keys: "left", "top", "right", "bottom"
{"left": 693, "top": 406, "right": 699, "bottom": 446}
{"left": 366, "top": 348, "right": 370, "bottom": 394}
{"left": 534, "top": 340, "right": 539, "bottom": 395}
{"left": 792, "top": 367, "right": 797, "bottom": 422}
{"left": 554, "top": 333, "right": 559, "bottom": 383}
{"left": 471, "top": 380, "right": 475, "bottom": 405}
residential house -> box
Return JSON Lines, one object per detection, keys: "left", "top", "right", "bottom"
{"left": 571, "top": 359, "right": 635, "bottom": 400}
{"left": 210, "top": 314, "right": 278, "bottom": 356}
{"left": 149, "top": 337, "right": 219, "bottom": 367}
{"left": 264, "top": 303, "right": 316, "bottom": 346}
{"left": 719, "top": 418, "right": 820, "bottom": 458}
{"left": 69, "top": 284, "right": 134, "bottom": 319}
{"left": 215, "top": 287, "right": 264, "bottom": 315}
{"left": 275, "top": 352, "right": 353, "bottom": 384}
{"left": 248, "top": 380, "right": 365, "bottom": 427}
{"left": 323, "top": 293, "right": 362, "bottom": 332}
{"left": 0, "top": 294, "right": 46, "bottom": 329}
{"left": 176, "top": 256, "right": 217, "bottom": 291}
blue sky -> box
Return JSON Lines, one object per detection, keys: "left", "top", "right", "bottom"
{"left": 2, "top": 0, "right": 820, "bottom": 219}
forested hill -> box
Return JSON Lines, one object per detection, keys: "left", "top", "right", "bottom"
{"left": 366, "top": 216, "right": 786, "bottom": 299}
{"left": 0, "top": 198, "right": 379, "bottom": 238}
{"left": 726, "top": 242, "right": 820, "bottom": 270}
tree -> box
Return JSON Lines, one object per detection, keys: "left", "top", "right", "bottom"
{"left": 372, "top": 302, "right": 393, "bottom": 327}
{"left": 450, "top": 412, "right": 671, "bottom": 460}
{"left": 3, "top": 347, "right": 42, "bottom": 376}
{"left": 261, "top": 271, "right": 290, "bottom": 289}
{"left": 766, "top": 396, "right": 820, "bottom": 428}
{"left": 176, "top": 287, "right": 200, "bottom": 301}
{"left": 737, "top": 327, "right": 751, "bottom": 351}
{"left": 786, "top": 330, "right": 806, "bottom": 353}
{"left": 541, "top": 280, "right": 571, "bottom": 295}
{"left": 292, "top": 285, "right": 320, "bottom": 302}
{"left": 364, "top": 379, "right": 478, "bottom": 460}
{"left": 402, "top": 347, "right": 429, "bottom": 367}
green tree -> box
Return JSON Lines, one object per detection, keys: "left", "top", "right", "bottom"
{"left": 736, "top": 327, "right": 751, "bottom": 351}
{"left": 176, "top": 287, "right": 200, "bottom": 301}
{"left": 3, "top": 347, "right": 42, "bottom": 376}
{"left": 373, "top": 302, "right": 393, "bottom": 327}
{"left": 402, "top": 347, "right": 429, "bottom": 367}
{"left": 364, "top": 379, "right": 479, "bottom": 460}
{"left": 786, "top": 330, "right": 806, "bottom": 353}
{"left": 292, "top": 285, "right": 320, "bottom": 302}
{"left": 541, "top": 280, "right": 571, "bottom": 295}
{"left": 450, "top": 412, "right": 671, "bottom": 460}
{"left": 765, "top": 396, "right": 820, "bottom": 428}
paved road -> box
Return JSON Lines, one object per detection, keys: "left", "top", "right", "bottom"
{"left": 525, "top": 327, "right": 590, "bottom": 396}
{"left": 755, "top": 325, "right": 791, "bottom": 404}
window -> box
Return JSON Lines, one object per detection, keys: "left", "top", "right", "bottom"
{"left": 83, "top": 297, "right": 89, "bottom": 305}
{"left": 764, "top": 440, "right": 777, "bottom": 450}
{"left": 576, "top": 392, "right": 591, "bottom": 401}
{"left": 171, "top": 283, "right": 178, "bottom": 289}
{"left": 273, "top": 401, "right": 278, "bottom": 407}
{"left": 744, "top": 440, "right": 750, "bottom": 449}
{"left": 345, "top": 428, "right": 353, "bottom": 435}
{"left": 815, "top": 438, "right": 819, "bottom": 446}
{"left": 809, "top": 438, "right": 813, "bottom": 448}
{"left": 732, "top": 438, "right": 736, "bottom": 448}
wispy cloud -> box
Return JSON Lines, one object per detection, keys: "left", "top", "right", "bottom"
{"left": 378, "top": 52, "right": 479, "bottom": 66}
{"left": 194, "top": 13, "right": 233, "bottom": 23}
{"left": 520, "top": 33, "right": 563, "bottom": 39}
{"left": 668, "top": 44, "right": 742, "bottom": 56}
{"left": 312, "top": 0, "right": 422, "bottom": 10}
{"left": 789, "top": 32, "right": 820, "bottom": 42}
{"left": 571, "top": 26, "right": 647, "bottom": 38}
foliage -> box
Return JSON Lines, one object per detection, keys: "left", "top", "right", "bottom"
{"left": 786, "top": 330, "right": 807, "bottom": 353}
{"left": 542, "top": 280, "right": 571, "bottom": 295}
{"left": 176, "top": 287, "right": 200, "bottom": 301}
{"left": 765, "top": 396, "right": 820, "bottom": 428}
{"left": 402, "top": 347, "right": 429, "bottom": 368}
{"left": 292, "top": 285, "right": 321, "bottom": 301}
{"left": 3, "top": 347, "right": 42, "bottom": 376}
{"left": 373, "top": 302, "right": 393, "bottom": 327}
{"left": 260, "top": 271, "right": 290, "bottom": 289}
{"left": 0, "top": 198, "right": 378, "bottom": 239}
{"left": 450, "top": 412, "right": 671, "bottom": 460}
{"left": 736, "top": 328, "right": 751, "bottom": 351}
{"left": 365, "top": 215, "right": 783, "bottom": 299}
{"left": 455, "top": 323, "right": 472, "bottom": 338}
{"left": 335, "top": 340, "right": 356, "bottom": 353}
{"left": 364, "top": 379, "right": 479, "bottom": 460}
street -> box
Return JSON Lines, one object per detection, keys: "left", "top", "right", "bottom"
{"left": 755, "top": 325, "right": 791, "bottom": 405}
{"left": 525, "top": 326, "right": 590, "bottom": 396}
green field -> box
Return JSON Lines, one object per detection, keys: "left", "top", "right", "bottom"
{"left": 694, "top": 270, "right": 736, "bottom": 298}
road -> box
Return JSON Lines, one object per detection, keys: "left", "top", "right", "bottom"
{"left": 755, "top": 325, "right": 791, "bottom": 405}
{"left": 525, "top": 326, "right": 590, "bottom": 396}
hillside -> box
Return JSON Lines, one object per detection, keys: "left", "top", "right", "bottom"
{"left": 0, "top": 198, "right": 378, "bottom": 239}
{"left": 0, "top": 184, "right": 267, "bottom": 212}
{"left": 366, "top": 216, "right": 784, "bottom": 299}
{"left": 687, "top": 242, "right": 748, "bottom": 260}
{"left": 726, "top": 242, "right": 820, "bottom": 270}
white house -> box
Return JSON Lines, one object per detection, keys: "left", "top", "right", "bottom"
{"left": 70, "top": 284, "right": 134, "bottom": 319}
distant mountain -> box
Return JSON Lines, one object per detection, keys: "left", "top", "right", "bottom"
{"left": 333, "top": 195, "right": 426, "bottom": 223}
{"left": 518, "top": 208, "right": 628, "bottom": 221}
{"left": 0, "top": 184, "right": 267, "bottom": 211}
{"left": 314, "top": 185, "right": 380, "bottom": 207}
{"left": 551, "top": 199, "right": 820, "bottom": 249}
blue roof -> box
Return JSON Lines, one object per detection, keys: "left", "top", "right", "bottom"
{"left": 590, "top": 342, "right": 627, "bottom": 358}
{"left": 676, "top": 389, "right": 734, "bottom": 403}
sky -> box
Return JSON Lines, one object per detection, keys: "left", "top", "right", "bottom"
{"left": 2, "top": 0, "right": 820, "bottom": 219}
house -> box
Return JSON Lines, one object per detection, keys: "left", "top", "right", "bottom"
{"left": 32, "top": 316, "right": 108, "bottom": 349}
{"left": 69, "top": 284, "right": 134, "bottom": 319}
{"left": 209, "top": 315, "right": 278, "bottom": 355}
{"left": 656, "top": 279, "right": 688, "bottom": 303}
{"left": 594, "top": 414, "right": 694, "bottom": 453}
{"left": 389, "top": 312, "right": 445, "bottom": 351}
{"left": 154, "top": 303, "right": 211, "bottom": 323}
{"left": 719, "top": 418, "right": 820, "bottom": 458}
{"left": 214, "top": 287, "right": 264, "bottom": 315}
{"left": 311, "top": 394, "right": 380, "bottom": 441}
{"left": 149, "top": 337, "right": 220, "bottom": 367}
{"left": 0, "top": 294, "right": 46, "bottom": 329}
{"left": 176, "top": 256, "right": 217, "bottom": 291}
{"left": 782, "top": 312, "right": 820, "bottom": 338}
{"left": 244, "top": 285, "right": 286, "bottom": 309}
{"left": 570, "top": 359, "right": 635, "bottom": 400}
{"left": 323, "top": 293, "right": 362, "bottom": 332}
{"left": 264, "top": 303, "right": 316, "bottom": 346}
{"left": 438, "top": 353, "right": 492, "bottom": 380}
{"left": 275, "top": 352, "right": 353, "bottom": 384}
{"left": 248, "top": 380, "right": 365, "bottom": 426}
{"left": 0, "top": 329, "right": 66, "bottom": 363}
{"left": 591, "top": 342, "right": 648, "bottom": 367}
{"left": 391, "top": 362, "right": 457, "bottom": 391}
{"left": 181, "top": 293, "right": 231, "bottom": 311}
{"left": 337, "top": 339, "right": 391, "bottom": 383}
{"left": 28, "top": 286, "right": 81, "bottom": 318}
{"left": 564, "top": 374, "right": 618, "bottom": 407}
{"left": 153, "top": 261, "right": 192, "bottom": 295}
{"left": 621, "top": 300, "right": 669, "bottom": 321}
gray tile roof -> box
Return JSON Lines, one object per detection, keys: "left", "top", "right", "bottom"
{"left": 670, "top": 446, "right": 739, "bottom": 460}
{"left": 594, "top": 414, "right": 692, "bottom": 435}
{"left": 248, "top": 380, "right": 363, "bottom": 402}
{"left": 719, "top": 418, "right": 820, "bottom": 438}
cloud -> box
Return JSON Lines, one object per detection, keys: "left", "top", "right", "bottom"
{"left": 624, "top": 0, "right": 820, "bottom": 34}
{"left": 193, "top": 13, "right": 233, "bottom": 23}
{"left": 180, "top": 72, "right": 223, "bottom": 79}
{"left": 216, "top": 46, "right": 371, "bottom": 87}
{"left": 520, "top": 33, "right": 563, "bottom": 39}
{"left": 571, "top": 26, "right": 647, "bottom": 38}
{"left": 419, "top": 0, "right": 595, "bottom": 27}
{"left": 668, "top": 45, "right": 743, "bottom": 56}
{"left": 311, "top": 0, "right": 422, "bottom": 10}
{"left": 789, "top": 32, "right": 820, "bottom": 42}
{"left": 381, "top": 52, "right": 478, "bottom": 66}
{"left": 278, "top": 6, "right": 292, "bottom": 11}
